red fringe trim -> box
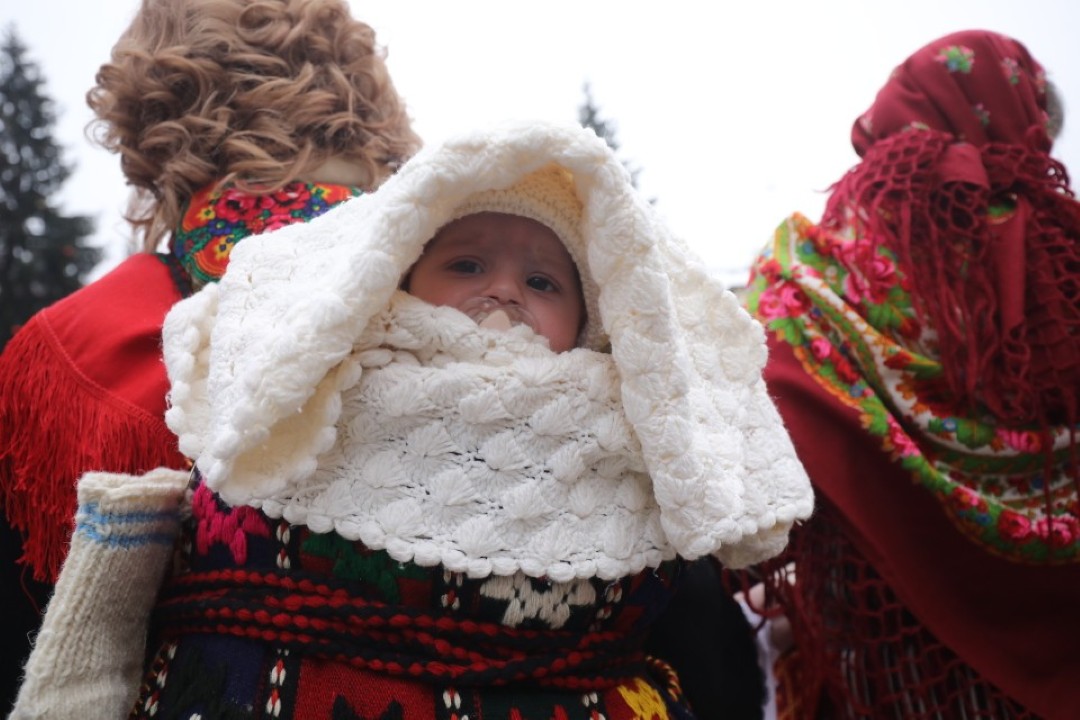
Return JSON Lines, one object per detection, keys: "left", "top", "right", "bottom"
{"left": 0, "top": 315, "right": 187, "bottom": 583}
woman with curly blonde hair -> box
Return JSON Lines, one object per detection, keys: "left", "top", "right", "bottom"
{"left": 90, "top": 0, "right": 419, "bottom": 254}
{"left": 0, "top": 1, "right": 419, "bottom": 710}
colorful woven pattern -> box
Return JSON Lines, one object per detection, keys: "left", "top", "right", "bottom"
{"left": 170, "top": 182, "right": 363, "bottom": 287}
{"left": 133, "top": 480, "right": 695, "bottom": 719}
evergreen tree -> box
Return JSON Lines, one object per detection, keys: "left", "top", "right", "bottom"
{"left": 0, "top": 27, "right": 97, "bottom": 349}
{"left": 577, "top": 82, "right": 644, "bottom": 190}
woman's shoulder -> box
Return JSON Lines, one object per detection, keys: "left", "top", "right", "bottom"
{"left": 49, "top": 253, "right": 186, "bottom": 313}
{"left": 24, "top": 253, "right": 185, "bottom": 409}
{"left": 0, "top": 252, "right": 190, "bottom": 582}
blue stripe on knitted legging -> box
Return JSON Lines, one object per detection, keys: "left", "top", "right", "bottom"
{"left": 75, "top": 502, "right": 180, "bottom": 548}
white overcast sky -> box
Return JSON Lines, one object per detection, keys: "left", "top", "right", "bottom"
{"left": 5, "top": 1, "right": 1080, "bottom": 286}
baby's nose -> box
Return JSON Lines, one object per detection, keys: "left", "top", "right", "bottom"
{"left": 483, "top": 272, "right": 523, "bottom": 304}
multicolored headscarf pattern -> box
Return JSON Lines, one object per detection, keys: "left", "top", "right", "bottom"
{"left": 746, "top": 30, "right": 1080, "bottom": 563}
{"left": 748, "top": 214, "right": 1078, "bottom": 563}
{"left": 170, "top": 182, "right": 363, "bottom": 287}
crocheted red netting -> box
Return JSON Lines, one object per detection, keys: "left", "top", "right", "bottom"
{"left": 731, "top": 507, "right": 1040, "bottom": 719}
{"left": 822, "top": 129, "right": 1080, "bottom": 431}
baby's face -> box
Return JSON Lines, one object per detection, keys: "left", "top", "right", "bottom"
{"left": 407, "top": 212, "right": 584, "bottom": 352}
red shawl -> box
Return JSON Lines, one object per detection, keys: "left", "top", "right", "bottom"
{"left": 830, "top": 29, "right": 1080, "bottom": 430}
{"left": 743, "top": 30, "right": 1080, "bottom": 718}
{"left": 0, "top": 255, "right": 188, "bottom": 580}
{"left": 0, "top": 181, "right": 361, "bottom": 582}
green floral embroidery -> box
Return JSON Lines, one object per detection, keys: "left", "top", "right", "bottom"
{"left": 936, "top": 45, "right": 975, "bottom": 73}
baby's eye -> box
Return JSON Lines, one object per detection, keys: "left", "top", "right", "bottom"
{"left": 527, "top": 275, "right": 558, "bottom": 293}
{"left": 448, "top": 259, "right": 482, "bottom": 274}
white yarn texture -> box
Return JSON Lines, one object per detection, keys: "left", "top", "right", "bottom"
{"left": 10, "top": 468, "right": 189, "bottom": 720}
{"left": 163, "top": 120, "right": 814, "bottom": 573}
{"left": 268, "top": 292, "right": 665, "bottom": 581}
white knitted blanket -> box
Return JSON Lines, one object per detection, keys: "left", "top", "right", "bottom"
{"left": 269, "top": 291, "right": 664, "bottom": 581}
{"left": 163, "top": 120, "right": 814, "bottom": 573}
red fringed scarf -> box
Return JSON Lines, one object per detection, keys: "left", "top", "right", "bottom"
{"left": 825, "top": 31, "right": 1080, "bottom": 431}
{"left": 739, "top": 30, "right": 1080, "bottom": 718}
{"left": 0, "top": 181, "right": 361, "bottom": 583}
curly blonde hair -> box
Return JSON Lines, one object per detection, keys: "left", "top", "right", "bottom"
{"left": 88, "top": 0, "right": 422, "bottom": 251}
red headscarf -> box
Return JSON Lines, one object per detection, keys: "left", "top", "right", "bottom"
{"left": 742, "top": 31, "right": 1080, "bottom": 717}
{"left": 850, "top": 30, "right": 1051, "bottom": 152}
{"left": 823, "top": 29, "right": 1080, "bottom": 430}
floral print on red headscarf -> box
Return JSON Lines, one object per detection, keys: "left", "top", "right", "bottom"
{"left": 745, "top": 30, "right": 1080, "bottom": 563}
{"left": 851, "top": 29, "right": 1051, "bottom": 153}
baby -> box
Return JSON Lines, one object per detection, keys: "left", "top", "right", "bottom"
{"left": 407, "top": 212, "right": 584, "bottom": 350}
{"left": 12, "top": 123, "right": 812, "bottom": 720}
{"left": 404, "top": 164, "right": 587, "bottom": 353}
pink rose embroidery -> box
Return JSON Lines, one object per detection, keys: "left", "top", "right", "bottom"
{"left": 997, "top": 429, "right": 1043, "bottom": 453}
{"left": 996, "top": 510, "right": 1032, "bottom": 542}
{"left": 778, "top": 284, "right": 810, "bottom": 315}
{"left": 809, "top": 337, "right": 833, "bottom": 361}
{"left": 756, "top": 287, "right": 787, "bottom": 321}
{"left": 841, "top": 249, "right": 897, "bottom": 305}
{"left": 1034, "top": 515, "right": 1079, "bottom": 549}
{"left": 888, "top": 422, "right": 919, "bottom": 457}
{"left": 949, "top": 485, "right": 987, "bottom": 512}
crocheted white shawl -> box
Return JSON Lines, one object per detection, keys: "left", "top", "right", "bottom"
{"left": 162, "top": 120, "right": 814, "bottom": 578}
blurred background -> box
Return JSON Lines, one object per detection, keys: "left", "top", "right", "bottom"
{"left": 3, "top": 0, "right": 1078, "bottom": 306}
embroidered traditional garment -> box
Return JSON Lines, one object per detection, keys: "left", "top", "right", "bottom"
{"left": 164, "top": 121, "right": 814, "bottom": 571}
{"left": 11, "top": 121, "right": 813, "bottom": 719}
{"left": 740, "top": 30, "right": 1080, "bottom": 719}
{"left": 146, "top": 478, "right": 697, "bottom": 717}
{"left": 749, "top": 215, "right": 1078, "bottom": 562}
{"left": 11, "top": 468, "right": 697, "bottom": 720}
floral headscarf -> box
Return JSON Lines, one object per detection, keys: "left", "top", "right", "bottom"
{"left": 746, "top": 30, "right": 1080, "bottom": 562}
{"left": 828, "top": 30, "right": 1080, "bottom": 428}
{"left": 850, "top": 30, "right": 1052, "bottom": 152}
